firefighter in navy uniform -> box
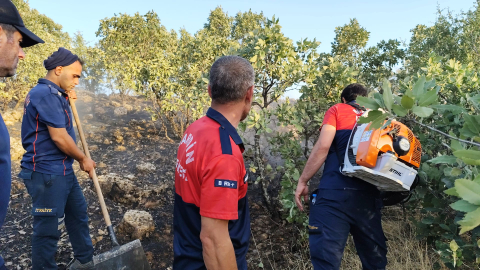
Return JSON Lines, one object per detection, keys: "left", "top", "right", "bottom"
{"left": 18, "top": 48, "right": 96, "bottom": 270}
{"left": 295, "top": 84, "right": 388, "bottom": 270}
{"left": 173, "top": 56, "right": 254, "bottom": 270}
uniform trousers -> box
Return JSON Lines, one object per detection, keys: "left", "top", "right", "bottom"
{"left": 309, "top": 189, "right": 387, "bottom": 270}
{"left": 19, "top": 169, "right": 93, "bottom": 270}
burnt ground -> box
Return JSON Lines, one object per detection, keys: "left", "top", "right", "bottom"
{"left": 0, "top": 92, "right": 309, "bottom": 270}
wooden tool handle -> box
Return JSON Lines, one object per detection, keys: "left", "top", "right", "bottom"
{"left": 69, "top": 99, "right": 112, "bottom": 227}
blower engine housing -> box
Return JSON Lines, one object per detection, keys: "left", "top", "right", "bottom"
{"left": 342, "top": 120, "right": 422, "bottom": 191}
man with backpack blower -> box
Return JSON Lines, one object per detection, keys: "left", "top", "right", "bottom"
{"left": 295, "top": 83, "right": 388, "bottom": 270}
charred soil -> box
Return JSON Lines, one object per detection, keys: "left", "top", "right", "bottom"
{"left": 1, "top": 91, "right": 306, "bottom": 270}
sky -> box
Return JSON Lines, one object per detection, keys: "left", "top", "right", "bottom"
{"left": 27, "top": 0, "right": 476, "bottom": 98}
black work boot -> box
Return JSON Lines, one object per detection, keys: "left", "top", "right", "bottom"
{"left": 67, "top": 259, "right": 94, "bottom": 270}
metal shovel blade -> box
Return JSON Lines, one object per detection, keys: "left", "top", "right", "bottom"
{"left": 93, "top": 240, "right": 151, "bottom": 270}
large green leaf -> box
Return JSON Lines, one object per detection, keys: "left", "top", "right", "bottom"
{"left": 451, "top": 200, "right": 478, "bottom": 212}
{"left": 444, "top": 187, "right": 459, "bottom": 197}
{"left": 412, "top": 106, "right": 434, "bottom": 117}
{"left": 424, "top": 78, "right": 436, "bottom": 89}
{"left": 460, "top": 125, "right": 478, "bottom": 139}
{"left": 401, "top": 95, "right": 414, "bottom": 110}
{"left": 468, "top": 94, "right": 480, "bottom": 107}
{"left": 464, "top": 115, "right": 480, "bottom": 135}
{"left": 455, "top": 179, "right": 480, "bottom": 205}
{"left": 358, "top": 110, "right": 383, "bottom": 124}
{"left": 412, "top": 76, "right": 426, "bottom": 99}
{"left": 453, "top": 150, "right": 480, "bottom": 165}
{"left": 451, "top": 140, "right": 464, "bottom": 152}
{"left": 373, "top": 93, "right": 385, "bottom": 108}
{"left": 357, "top": 96, "right": 380, "bottom": 110}
{"left": 458, "top": 207, "right": 480, "bottom": 234}
{"left": 430, "top": 104, "right": 466, "bottom": 114}
{"left": 418, "top": 90, "right": 438, "bottom": 107}
{"left": 392, "top": 104, "right": 407, "bottom": 117}
{"left": 382, "top": 79, "right": 393, "bottom": 111}
{"left": 428, "top": 155, "right": 457, "bottom": 164}
{"left": 393, "top": 95, "right": 402, "bottom": 105}
{"left": 370, "top": 113, "right": 388, "bottom": 130}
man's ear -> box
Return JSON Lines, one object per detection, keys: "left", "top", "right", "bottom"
{"left": 245, "top": 85, "right": 254, "bottom": 104}
{"left": 342, "top": 97, "right": 346, "bottom": 103}
{"left": 54, "top": 66, "right": 63, "bottom": 76}
{"left": 207, "top": 84, "right": 212, "bottom": 98}
{"left": 0, "top": 26, "right": 5, "bottom": 44}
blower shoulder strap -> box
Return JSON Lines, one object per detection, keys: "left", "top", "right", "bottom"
{"left": 332, "top": 101, "right": 363, "bottom": 169}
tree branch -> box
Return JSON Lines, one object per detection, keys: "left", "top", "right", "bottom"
{"left": 252, "top": 101, "right": 264, "bottom": 109}
{"left": 412, "top": 119, "right": 480, "bottom": 148}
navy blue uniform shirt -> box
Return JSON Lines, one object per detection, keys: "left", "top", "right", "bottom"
{"left": 0, "top": 113, "right": 11, "bottom": 267}
{"left": 21, "top": 79, "right": 76, "bottom": 176}
{"left": 319, "top": 103, "right": 379, "bottom": 193}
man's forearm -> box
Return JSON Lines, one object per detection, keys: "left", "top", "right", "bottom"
{"left": 202, "top": 237, "right": 237, "bottom": 270}
{"left": 299, "top": 143, "right": 329, "bottom": 183}
{"left": 52, "top": 136, "right": 85, "bottom": 162}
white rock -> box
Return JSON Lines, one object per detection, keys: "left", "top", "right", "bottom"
{"left": 118, "top": 210, "right": 155, "bottom": 240}
{"left": 136, "top": 162, "right": 156, "bottom": 172}
{"left": 113, "top": 107, "right": 127, "bottom": 116}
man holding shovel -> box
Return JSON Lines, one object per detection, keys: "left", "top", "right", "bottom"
{"left": 18, "top": 47, "right": 96, "bottom": 270}
{"left": 0, "top": 0, "right": 44, "bottom": 269}
{"left": 173, "top": 55, "right": 254, "bottom": 270}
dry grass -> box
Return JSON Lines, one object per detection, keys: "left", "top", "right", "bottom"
{"left": 258, "top": 207, "right": 448, "bottom": 270}
{"left": 341, "top": 207, "right": 444, "bottom": 270}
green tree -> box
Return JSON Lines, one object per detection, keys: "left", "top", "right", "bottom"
{"left": 72, "top": 32, "right": 104, "bottom": 94}
{"left": 331, "top": 18, "right": 370, "bottom": 68}
{"left": 360, "top": 39, "right": 405, "bottom": 87}
{"left": 1, "top": 0, "right": 71, "bottom": 110}
{"left": 272, "top": 55, "right": 357, "bottom": 225}
{"left": 231, "top": 10, "right": 267, "bottom": 41}
{"left": 238, "top": 17, "right": 320, "bottom": 207}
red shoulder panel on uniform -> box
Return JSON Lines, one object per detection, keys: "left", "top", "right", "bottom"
{"left": 321, "top": 103, "right": 362, "bottom": 131}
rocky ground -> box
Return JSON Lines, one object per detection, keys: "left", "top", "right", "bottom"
{"left": 0, "top": 91, "right": 308, "bottom": 270}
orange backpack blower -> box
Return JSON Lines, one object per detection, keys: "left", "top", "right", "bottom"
{"left": 342, "top": 116, "right": 422, "bottom": 192}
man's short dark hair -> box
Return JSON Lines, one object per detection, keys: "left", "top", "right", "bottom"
{"left": 77, "top": 58, "right": 84, "bottom": 67}
{"left": 209, "top": 55, "right": 255, "bottom": 104}
{"left": 340, "top": 83, "right": 368, "bottom": 103}
{"left": 0, "top": 23, "right": 17, "bottom": 40}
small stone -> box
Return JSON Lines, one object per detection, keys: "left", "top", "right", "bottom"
{"left": 117, "top": 210, "right": 155, "bottom": 240}
{"left": 124, "top": 104, "right": 133, "bottom": 111}
{"left": 115, "top": 135, "right": 124, "bottom": 144}
{"left": 103, "top": 139, "right": 111, "bottom": 145}
{"left": 89, "top": 145, "right": 98, "bottom": 151}
{"left": 144, "top": 201, "right": 160, "bottom": 208}
{"left": 136, "top": 162, "right": 156, "bottom": 172}
{"left": 84, "top": 114, "right": 93, "bottom": 120}
{"left": 97, "top": 162, "right": 107, "bottom": 168}
{"left": 94, "top": 107, "right": 105, "bottom": 114}
{"left": 114, "top": 107, "right": 128, "bottom": 116}
{"left": 111, "top": 101, "right": 122, "bottom": 107}
{"left": 115, "top": 146, "right": 126, "bottom": 151}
